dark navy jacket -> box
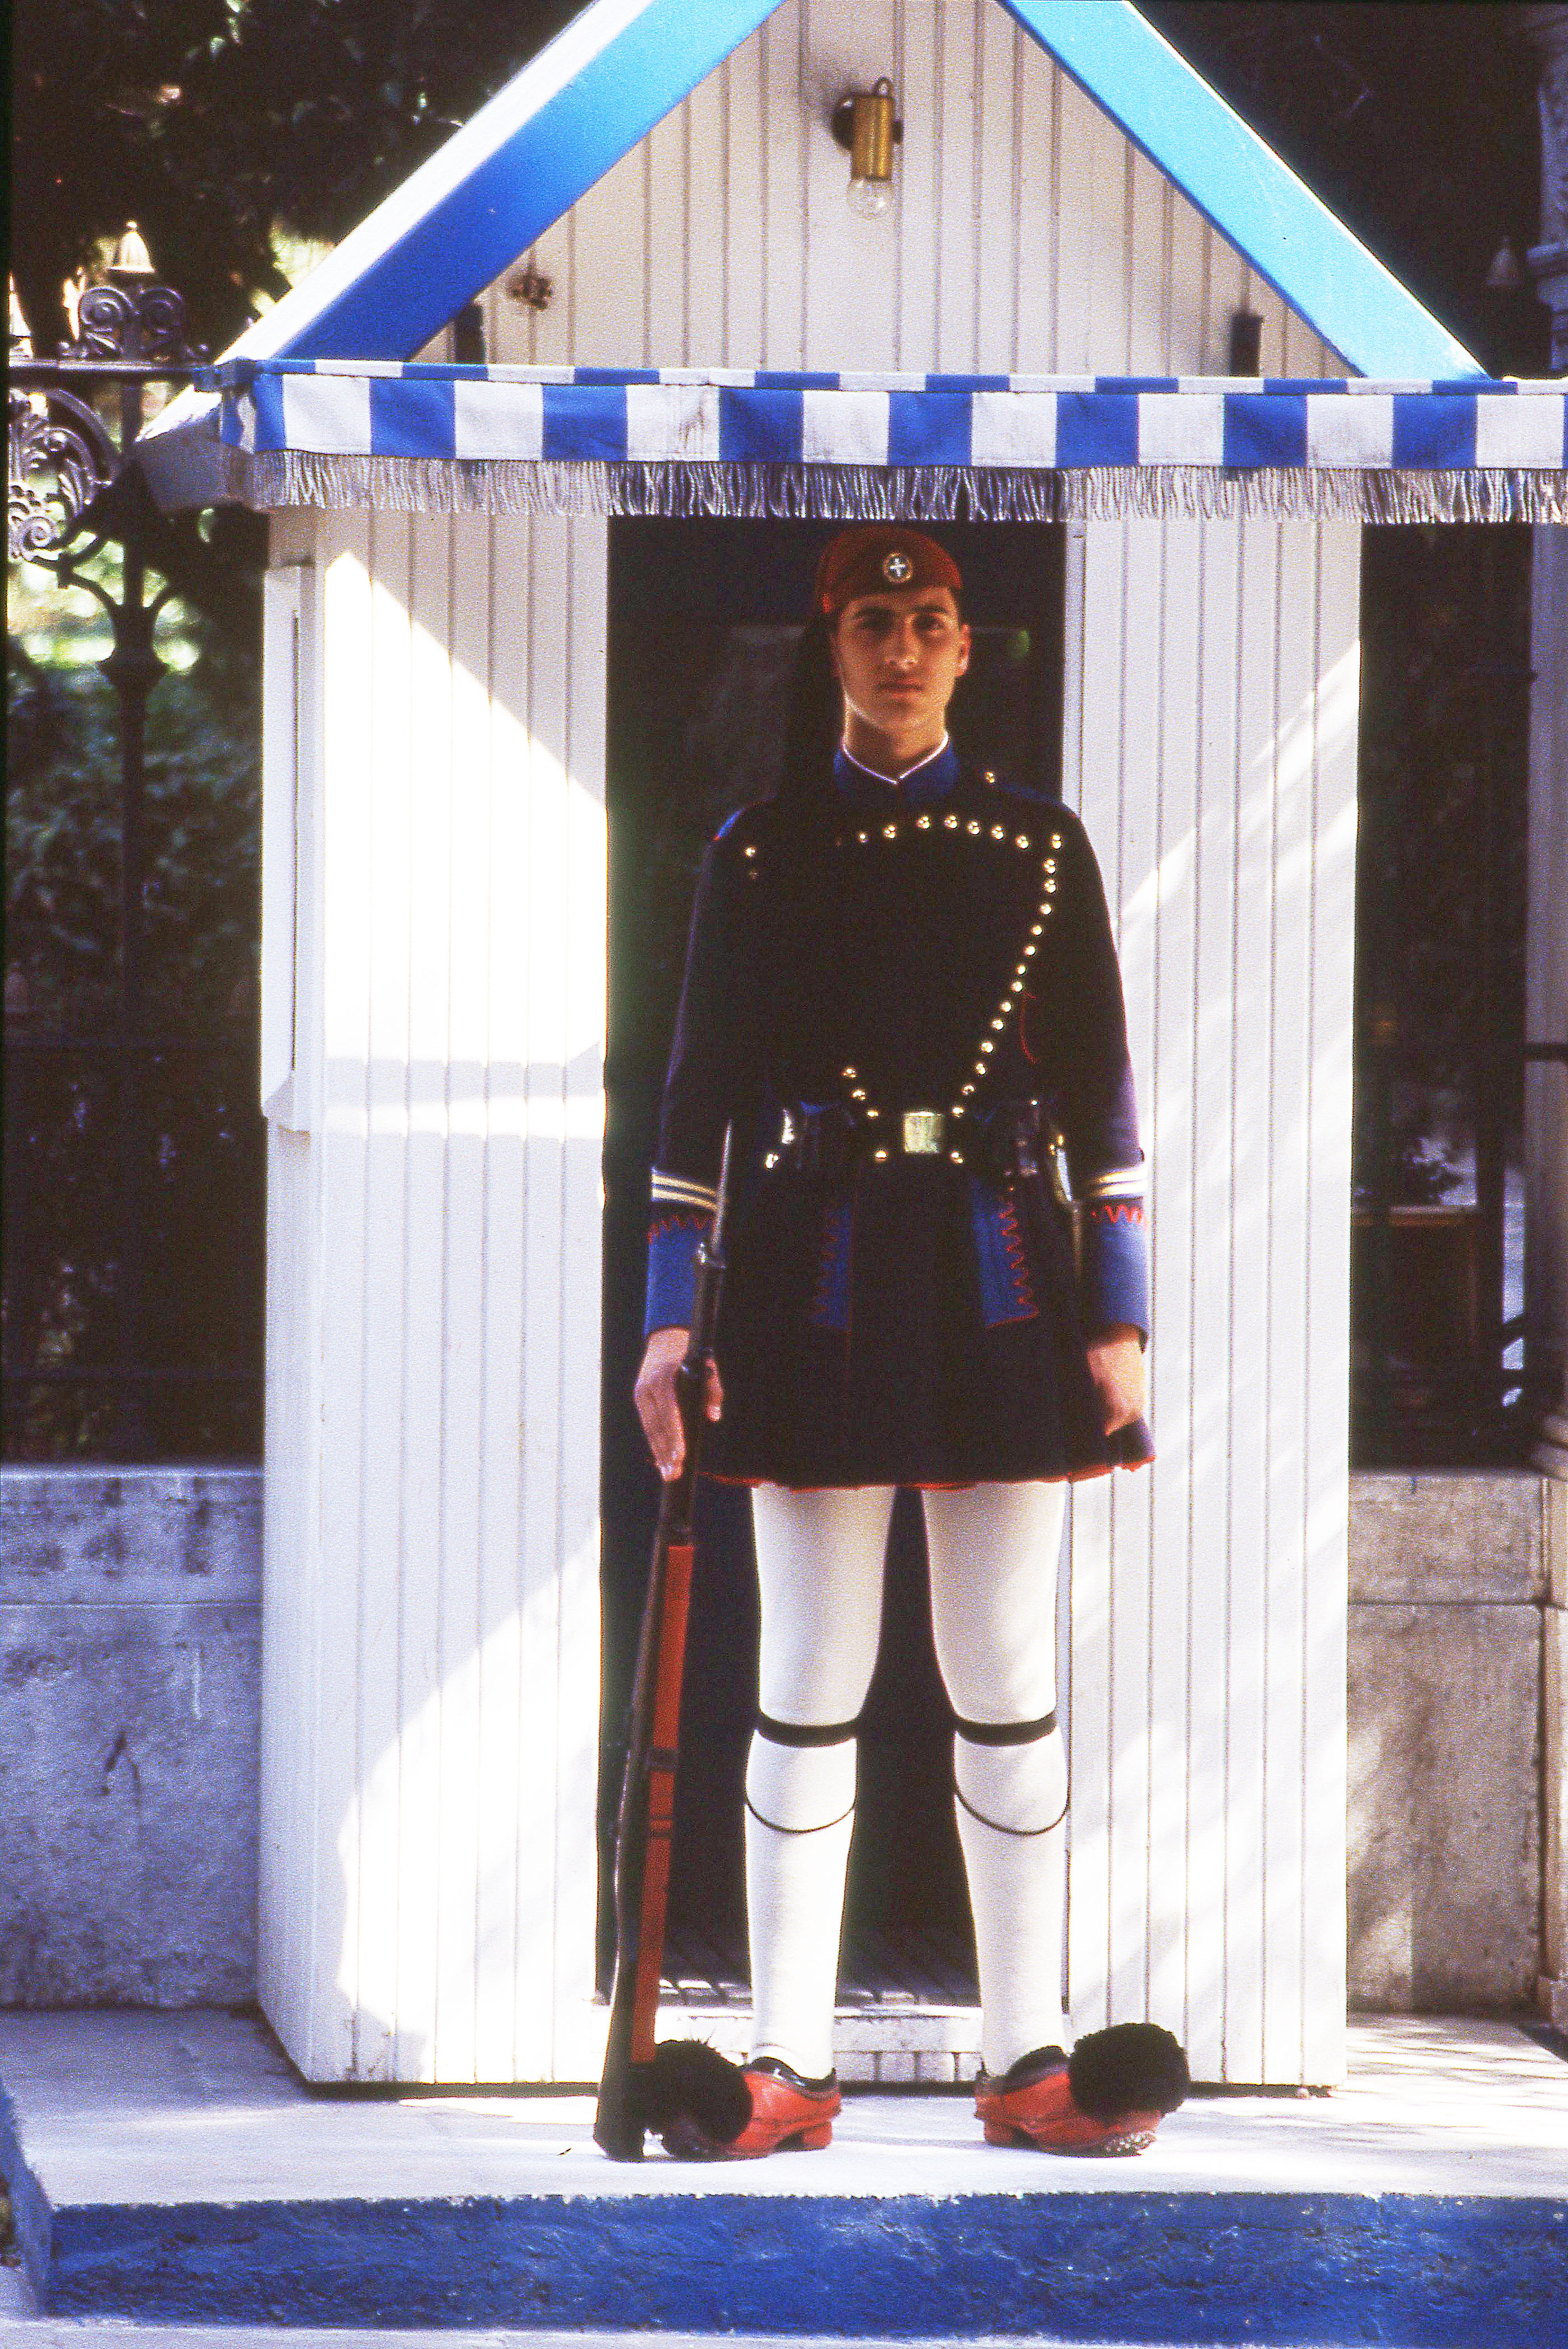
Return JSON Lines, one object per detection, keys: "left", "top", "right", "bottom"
{"left": 644, "top": 741, "right": 1151, "bottom": 1487}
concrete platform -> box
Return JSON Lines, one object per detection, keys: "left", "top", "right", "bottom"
{"left": 1, "top": 2013, "right": 1564, "bottom": 2343}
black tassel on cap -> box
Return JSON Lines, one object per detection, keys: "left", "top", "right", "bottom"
{"left": 642, "top": 2039, "right": 753, "bottom": 2154}
{"left": 1067, "top": 2023, "right": 1191, "bottom": 2122}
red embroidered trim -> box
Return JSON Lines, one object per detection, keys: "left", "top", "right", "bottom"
{"left": 648, "top": 1211, "right": 710, "bottom": 1240}
{"left": 707, "top": 1459, "right": 1155, "bottom": 1490}
{"left": 995, "top": 1189, "right": 1038, "bottom": 1316}
{"left": 1086, "top": 1200, "right": 1144, "bottom": 1226}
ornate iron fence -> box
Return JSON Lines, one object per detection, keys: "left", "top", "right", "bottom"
{"left": 6, "top": 251, "right": 264, "bottom": 1460}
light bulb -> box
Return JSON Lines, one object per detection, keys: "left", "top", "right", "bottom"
{"left": 847, "top": 175, "right": 892, "bottom": 221}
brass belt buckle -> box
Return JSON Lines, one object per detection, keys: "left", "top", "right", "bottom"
{"left": 901, "top": 1109, "right": 945, "bottom": 1155}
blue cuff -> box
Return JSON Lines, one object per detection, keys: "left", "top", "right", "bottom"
{"left": 1080, "top": 1203, "right": 1149, "bottom": 1341}
{"left": 644, "top": 1214, "right": 709, "bottom": 1336}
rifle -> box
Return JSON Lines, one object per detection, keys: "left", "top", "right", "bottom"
{"left": 594, "top": 1129, "right": 751, "bottom": 2162}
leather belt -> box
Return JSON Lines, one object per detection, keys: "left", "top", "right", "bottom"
{"left": 767, "top": 1098, "right": 1065, "bottom": 1189}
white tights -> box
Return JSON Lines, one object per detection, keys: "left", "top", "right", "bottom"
{"left": 745, "top": 1480, "right": 1069, "bottom": 2080}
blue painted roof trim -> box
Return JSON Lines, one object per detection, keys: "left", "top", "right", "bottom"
{"left": 277, "top": 0, "right": 777, "bottom": 361}
{"left": 215, "top": 360, "right": 1530, "bottom": 397}
{"left": 216, "top": 365, "right": 1568, "bottom": 473}
{"left": 1001, "top": 2, "right": 1482, "bottom": 382}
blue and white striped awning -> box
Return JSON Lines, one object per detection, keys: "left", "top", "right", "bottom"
{"left": 204, "top": 360, "right": 1568, "bottom": 523}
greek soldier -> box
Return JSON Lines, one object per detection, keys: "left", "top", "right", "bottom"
{"left": 634, "top": 525, "right": 1186, "bottom": 2158}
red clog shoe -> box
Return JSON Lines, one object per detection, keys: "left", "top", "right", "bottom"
{"left": 975, "top": 2025, "right": 1190, "bottom": 2158}
{"left": 716, "top": 2057, "right": 841, "bottom": 2156}
{"left": 657, "top": 2054, "right": 840, "bottom": 2159}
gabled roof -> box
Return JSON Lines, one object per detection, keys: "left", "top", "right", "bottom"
{"left": 203, "top": 0, "right": 1485, "bottom": 381}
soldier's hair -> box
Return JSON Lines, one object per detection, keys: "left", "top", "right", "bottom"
{"left": 779, "top": 612, "right": 840, "bottom": 795}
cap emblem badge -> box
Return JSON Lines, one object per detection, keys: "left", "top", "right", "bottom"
{"left": 882, "top": 550, "right": 913, "bottom": 583}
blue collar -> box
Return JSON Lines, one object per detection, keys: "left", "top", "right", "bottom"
{"left": 832, "top": 736, "right": 959, "bottom": 808}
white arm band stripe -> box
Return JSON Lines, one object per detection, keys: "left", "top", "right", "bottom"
{"left": 1080, "top": 1166, "right": 1145, "bottom": 1202}
{"left": 650, "top": 1169, "right": 719, "bottom": 1212}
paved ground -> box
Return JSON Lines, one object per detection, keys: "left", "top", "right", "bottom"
{"left": 2, "top": 2012, "right": 1564, "bottom": 2209}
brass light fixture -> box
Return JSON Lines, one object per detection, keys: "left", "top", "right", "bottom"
{"left": 831, "top": 79, "right": 902, "bottom": 219}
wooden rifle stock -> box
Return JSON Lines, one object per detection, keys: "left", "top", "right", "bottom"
{"left": 594, "top": 1131, "right": 734, "bottom": 2160}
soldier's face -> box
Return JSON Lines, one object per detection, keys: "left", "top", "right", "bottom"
{"left": 830, "top": 586, "right": 971, "bottom": 739}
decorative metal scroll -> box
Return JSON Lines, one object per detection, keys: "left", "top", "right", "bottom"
{"left": 8, "top": 276, "right": 206, "bottom": 561}
{"left": 63, "top": 280, "right": 203, "bottom": 367}
{"left": 8, "top": 385, "right": 117, "bottom": 561}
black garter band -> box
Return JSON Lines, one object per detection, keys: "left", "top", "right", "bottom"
{"left": 748, "top": 1712, "right": 860, "bottom": 1834}
{"left": 755, "top": 1710, "right": 861, "bottom": 1747}
{"left": 952, "top": 1711, "right": 1067, "bottom": 1836}
{"left": 950, "top": 1708, "right": 1057, "bottom": 1746}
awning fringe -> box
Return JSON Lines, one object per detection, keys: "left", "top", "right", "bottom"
{"left": 224, "top": 448, "right": 1568, "bottom": 525}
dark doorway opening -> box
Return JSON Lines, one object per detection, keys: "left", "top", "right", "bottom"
{"left": 1351, "top": 524, "right": 1534, "bottom": 1466}
{"left": 600, "top": 518, "right": 1067, "bottom": 2007}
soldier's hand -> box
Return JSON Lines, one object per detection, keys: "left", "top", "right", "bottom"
{"left": 1085, "top": 1325, "right": 1145, "bottom": 1434}
{"left": 634, "top": 1327, "right": 724, "bottom": 1481}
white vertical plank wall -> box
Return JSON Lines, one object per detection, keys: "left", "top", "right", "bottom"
{"left": 1064, "top": 518, "right": 1359, "bottom": 2083}
{"left": 485, "top": 0, "right": 1339, "bottom": 382}
{"left": 269, "top": 0, "right": 1357, "bottom": 2082}
{"left": 261, "top": 507, "right": 608, "bottom": 2080}
{"left": 259, "top": 510, "right": 323, "bottom": 2067}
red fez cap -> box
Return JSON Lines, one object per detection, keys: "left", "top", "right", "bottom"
{"left": 814, "top": 526, "right": 962, "bottom": 617}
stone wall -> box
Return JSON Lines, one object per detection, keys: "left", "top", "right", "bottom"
{"left": 2, "top": 1465, "right": 1562, "bottom": 2017}
{"left": 1347, "top": 1472, "right": 1557, "bottom": 2014}
{"left": 0, "top": 1471, "right": 259, "bottom": 2006}
{"left": 1543, "top": 1482, "right": 1568, "bottom": 2033}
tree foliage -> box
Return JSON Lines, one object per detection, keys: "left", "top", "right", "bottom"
{"left": 11, "top": 0, "right": 576, "bottom": 355}
{"left": 7, "top": 585, "right": 261, "bottom": 1029}
{"left": 1143, "top": 2, "right": 1548, "bottom": 378}
{"left": 5, "top": 590, "right": 267, "bottom": 1458}
{"left": 1352, "top": 524, "right": 1533, "bottom": 1206}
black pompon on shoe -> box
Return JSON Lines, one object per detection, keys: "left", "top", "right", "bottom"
{"left": 662, "top": 2053, "right": 841, "bottom": 2160}
{"left": 1067, "top": 2022, "right": 1190, "bottom": 2122}
{"left": 976, "top": 2025, "right": 1189, "bottom": 2156}
{"left": 644, "top": 2040, "right": 753, "bottom": 2157}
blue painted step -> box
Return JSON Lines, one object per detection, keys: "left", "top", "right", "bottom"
{"left": 2, "top": 2013, "right": 1564, "bottom": 2344}
{"left": 19, "top": 2182, "right": 1567, "bottom": 2342}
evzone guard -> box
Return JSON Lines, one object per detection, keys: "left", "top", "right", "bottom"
{"left": 633, "top": 525, "right": 1190, "bottom": 2158}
